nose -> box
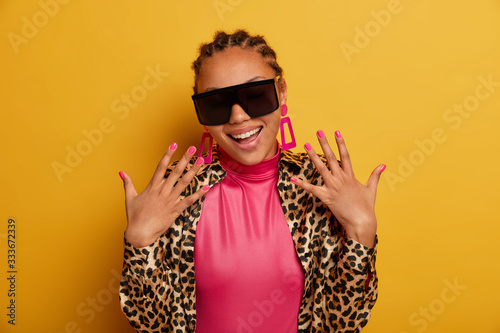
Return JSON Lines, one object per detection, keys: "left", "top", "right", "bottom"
{"left": 228, "top": 103, "right": 251, "bottom": 124}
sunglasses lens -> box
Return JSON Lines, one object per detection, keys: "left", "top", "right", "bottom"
{"left": 195, "top": 92, "right": 233, "bottom": 125}
{"left": 238, "top": 83, "right": 278, "bottom": 117}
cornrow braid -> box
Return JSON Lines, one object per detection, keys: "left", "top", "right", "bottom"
{"left": 191, "top": 29, "right": 283, "bottom": 94}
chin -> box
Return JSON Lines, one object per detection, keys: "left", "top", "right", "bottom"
{"left": 217, "top": 131, "right": 278, "bottom": 166}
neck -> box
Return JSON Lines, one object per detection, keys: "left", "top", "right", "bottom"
{"left": 218, "top": 145, "right": 280, "bottom": 176}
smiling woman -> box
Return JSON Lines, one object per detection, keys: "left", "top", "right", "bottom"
{"left": 118, "top": 29, "right": 385, "bottom": 332}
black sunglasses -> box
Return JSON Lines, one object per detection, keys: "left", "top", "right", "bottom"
{"left": 192, "top": 77, "right": 280, "bottom": 126}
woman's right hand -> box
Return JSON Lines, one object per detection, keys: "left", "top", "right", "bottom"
{"left": 119, "top": 143, "right": 210, "bottom": 248}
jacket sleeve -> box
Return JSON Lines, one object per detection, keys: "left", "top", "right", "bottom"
{"left": 118, "top": 159, "right": 213, "bottom": 332}
{"left": 329, "top": 231, "right": 378, "bottom": 332}
{"left": 119, "top": 233, "right": 179, "bottom": 332}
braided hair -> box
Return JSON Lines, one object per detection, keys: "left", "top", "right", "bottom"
{"left": 191, "top": 29, "right": 283, "bottom": 93}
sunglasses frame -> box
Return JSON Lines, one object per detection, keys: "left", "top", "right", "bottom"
{"left": 192, "top": 76, "right": 281, "bottom": 126}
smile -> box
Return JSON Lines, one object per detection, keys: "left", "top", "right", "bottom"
{"left": 230, "top": 127, "right": 262, "bottom": 141}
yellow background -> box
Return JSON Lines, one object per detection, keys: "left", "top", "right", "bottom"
{"left": 1, "top": 0, "right": 499, "bottom": 332}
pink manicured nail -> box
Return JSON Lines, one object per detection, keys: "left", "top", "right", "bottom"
{"left": 290, "top": 177, "right": 297, "bottom": 183}
{"left": 335, "top": 131, "right": 342, "bottom": 138}
{"left": 304, "top": 143, "right": 312, "bottom": 151}
{"left": 188, "top": 146, "right": 196, "bottom": 154}
{"left": 196, "top": 157, "right": 204, "bottom": 165}
{"left": 380, "top": 164, "right": 387, "bottom": 173}
{"left": 317, "top": 130, "right": 325, "bottom": 138}
{"left": 203, "top": 185, "right": 210, "bottom": 191}
{"left": 119, "top": 171, "right": 124, "bottom": 180}
{"left": 169, "top": 142, "right": 177, "bottom": 150}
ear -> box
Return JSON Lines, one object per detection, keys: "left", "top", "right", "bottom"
{"left": 278, "top": 77, "right": 287, "bottom": 106}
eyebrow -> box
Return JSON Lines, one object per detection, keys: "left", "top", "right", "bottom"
{"left": 204, "top": 76, "right": 266, "bottom": 92}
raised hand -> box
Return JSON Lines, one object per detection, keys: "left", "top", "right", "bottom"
{"left": 290, "top": 130, "right": 385, "bottom": 248}
{"left": 119, "top": 143, "right": 210, "bottom": 248}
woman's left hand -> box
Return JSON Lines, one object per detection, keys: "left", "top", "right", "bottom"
{"left": 290, "top": 130, "right": 385, "bottom": 248}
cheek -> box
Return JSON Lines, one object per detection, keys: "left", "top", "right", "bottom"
{"left": 265, "top": 111, "right": 281, "bottom": 135}
{"left": 206, "top": 125, "right": 224, "bottom": 139}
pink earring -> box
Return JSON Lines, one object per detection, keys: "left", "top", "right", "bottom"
{"left": 279, "top": 104, "right": 296, "bottom": 150}
{"left": 199, "top": 129, "right": 213, "bottom": 164}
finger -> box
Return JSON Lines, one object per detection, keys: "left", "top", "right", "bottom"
{"left": 150, "top": 142, "right": 178, "bottom": 186}
{"left": 333, "top": 130, "right": 353, "bottom": 175}
{"left": 366, "top": 164, "right": 386, "bottom": 191}
{"left": 174, "top": 184, "right": 211, "bottom": 214}
{"left": 304, "top": 142, "right": 336, "bottom": 183}
{"left": 316, "top": 130, "right": 342, "bottom": 174}
{"left": 170, "top": 156, "right": 205, "bottom": 198}
{"left": 163, "top": 145, "right": 197, "bottom": 189}
{"left": 119, "top": 171, "right": 138, "bottom": 202}
{"left": 290, "top": 176, "right": 324, "bottom": 199}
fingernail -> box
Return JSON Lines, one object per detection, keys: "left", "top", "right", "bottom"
{"left": 304, "top": 143, "right": 312, "bottom": 151}
{"left": 196, "top": 157, "right": 204, "bottom": 165}
{"left": 169, "top": 142, "right": 177, "bottom": 150}
{"left": 335, "top": 131, "right": 342, "bottom": 138}
{"left": 317, "top": 130, "right": 325, "bottom": 138}
{"left": 290, "top": 177, "right": 297, "bottom": 183}
{"left": 203, "top": 185, "right": 210, "bottom": 191}
{"left": 188, "top": 146, "right": 196, "bottom": 154}
{"left": 380, "top": 164, "right": 386, "bottom": 173}
{"left": 119, "top": 171, "right": 124, "bottom": 180}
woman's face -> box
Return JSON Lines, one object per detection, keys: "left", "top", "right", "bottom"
{"left": 196, "top": 46, "right": 286, "bottom": 165}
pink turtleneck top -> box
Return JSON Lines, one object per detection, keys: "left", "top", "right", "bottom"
{"left": 194, "top": 147, "right": 305, "bottom": 332}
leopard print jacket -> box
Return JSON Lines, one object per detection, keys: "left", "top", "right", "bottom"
{"left": 120, "top": 147, "right": 378, "bottom": 332}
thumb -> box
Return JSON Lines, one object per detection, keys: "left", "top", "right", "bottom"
{"left": 119, "top": 171, "right": 138, "bottom": 200}
{"left": 366, "top": 164, "right": 386, "bottom": 191}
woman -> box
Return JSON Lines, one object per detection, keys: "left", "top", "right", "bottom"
{"left": 118, "top": 30, "right": 385, "bottom": 332}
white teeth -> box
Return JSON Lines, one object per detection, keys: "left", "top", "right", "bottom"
{"left": 231, "top": 128, "right": 261, "bottom": 140}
